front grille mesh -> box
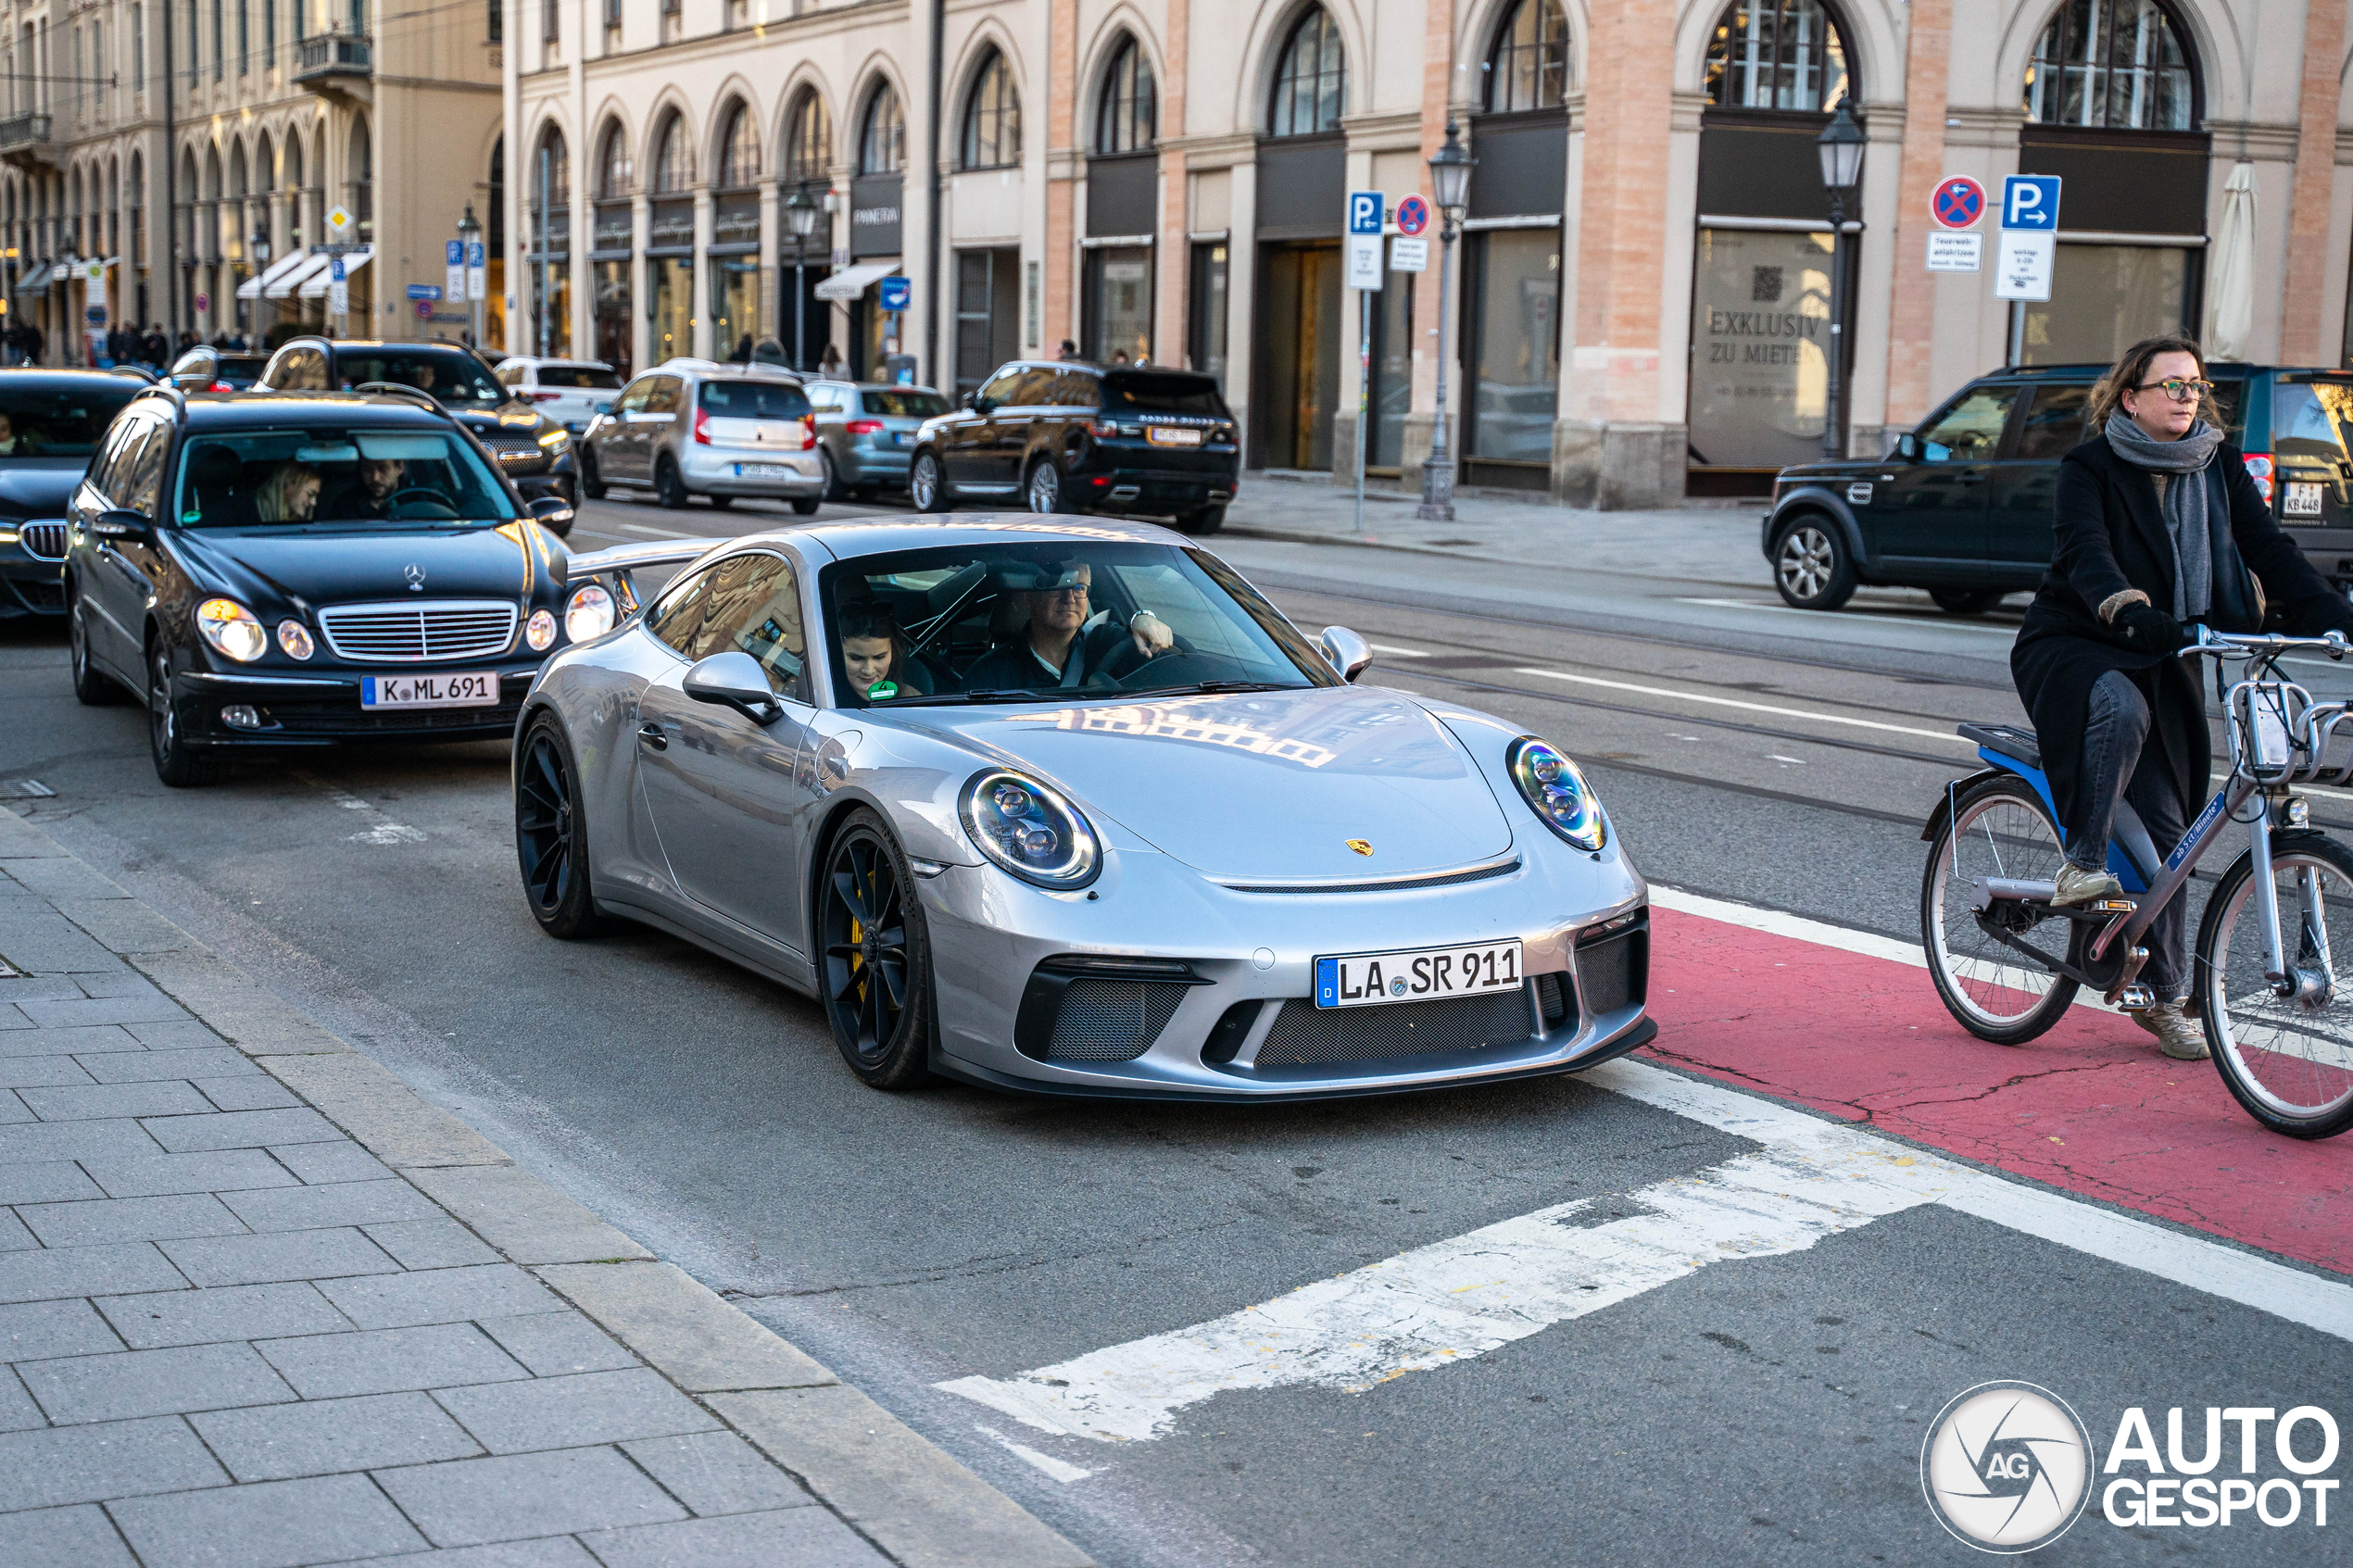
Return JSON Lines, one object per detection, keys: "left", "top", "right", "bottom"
{"left": 319, "top": 601, "right": 519, "bottom": 662}
{"left": 1255, "top": 987, "right": 1533, "bottom": 1069}
{"left": 1576, "top": 932, "right": 1642, "bottom": 1017}
{"left": 19, "top": 521, "right": 67, "bottom": 560}
{"left": 484, "top": 433, "right": 551, "bottom": 471}
{"left": 1044, "top": 979, "right": 1189, "bottom": 1062}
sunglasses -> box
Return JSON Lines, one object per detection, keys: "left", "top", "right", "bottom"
{"left": 2133, "top": 377, "right": 2215, "bottom": 403}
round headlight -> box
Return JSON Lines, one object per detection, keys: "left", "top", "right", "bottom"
{"left": 276, "top": 619, "right": 314, "bottom": 660}
{"left": 959, "top": 769, "right": 1101, "bottom": 888}
{"left": 563, "top": 584, "right": 615, "bottom": 644}
{"left": 1508, "top": 735, "right": 1605, "bottom": 852}
{"left": 195, "top": 598, "right": 267, "bottom": 663}
{"left": 525, "top": 608, "right": 558, "bottom": 650}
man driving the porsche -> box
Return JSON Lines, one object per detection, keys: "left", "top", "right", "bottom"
{"left": 962, "top": 560, "right": 1177, "bottom": 691}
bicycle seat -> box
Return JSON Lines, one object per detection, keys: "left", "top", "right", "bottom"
{"left": 1958, "top": 721, "right": 2042, "bottom": 771}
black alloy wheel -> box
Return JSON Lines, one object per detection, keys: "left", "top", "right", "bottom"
{"left": 1175, "top": 505, "right": 1227, "bottom": 537}
{"left": 514, "top": 718, "right": 611, "bottom": 938}
{"left": 909, "top": 451, "right": 951, "bottom": 513}
{"left": 147, "top": 641, "right": 222, "bottom": 788}
{"left": 1026, "top": 458, "right": 1072, "bottom": 514}
{"left": 1771, "top": 517, "right": 1857, "bottom": 611}
{"left": 69, "top": 589, "right": 122, "bottom": 706}
{"left": 1930, "top": 587, "right": 2003, "bottom": 617}
{"left": 817, "top": 809, "right": 935, "bottom": 1089}
{"left": 579, "top": 446, "right": 608, "bottom": 500}
{"left": 655, "top": 457, "right": 689, "bottom": 510}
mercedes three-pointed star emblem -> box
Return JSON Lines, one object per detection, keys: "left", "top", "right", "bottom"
{"left": 404, "top": 564, "right": 426, "bottom": 592}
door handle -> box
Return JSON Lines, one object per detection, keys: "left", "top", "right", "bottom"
{"left": 637, "top": 721, "right": 669, "bottom": 751}
{"left": 1956, "top": 472, "right": 1987, "bottom": 484}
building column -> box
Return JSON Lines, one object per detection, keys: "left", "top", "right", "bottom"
{"left": 757, "top": 182, "right": 779, "bottom": 341}
{"left": 2279, "top": 0, "right": 2347, "bottom": 362}
{"left": 1881, "top": 0, "right": 1951, "bottom": 434}
{"left": 631, "top": 191, "right": 649, "bottom": 371}
{"left": 1403, "top": 0, "right": 1456, "bottom": 470}
{"left": 1043, "top": 0, "right": 1077, "bottom": 357}
{"left": 690, "top": 185, "right": 712, "bottom": 358}
{"left": 1559, "top": 0, "right": 1678, "bottom": 508}
{"left": 1153, "top": 0, "right": 1188, "bottom": 363}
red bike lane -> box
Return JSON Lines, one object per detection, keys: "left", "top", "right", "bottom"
{"left": 1637, "top": 897, "right": 2353, "bottom": 1276}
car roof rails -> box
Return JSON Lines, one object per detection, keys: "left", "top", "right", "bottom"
{"left": 347, "top": 381, "right": 444, "bottom": 412}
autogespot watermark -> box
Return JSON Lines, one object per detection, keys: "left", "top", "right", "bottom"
{"left": 1921, "top": 1384, "right": 2341, "bottom": 1553}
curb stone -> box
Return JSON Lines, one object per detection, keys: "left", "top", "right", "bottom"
{"left": 0, "top": 805, "right": 1094, "bottom": 1568}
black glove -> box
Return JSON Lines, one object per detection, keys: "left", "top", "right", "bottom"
{"left": 2114, "top": 602, "right": 2185, "bottom": 653}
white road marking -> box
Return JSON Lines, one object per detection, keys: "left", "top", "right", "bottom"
{"left": 618, "top": 522, "right": 701, "bottom": 538}
{"left": 1367, "top": 642, "right": 1431, "bottom": 658}
{"left": 1677, "top": 596, "right": 2019, "bottom": 636}
{"left": 975, "top": 1424, "right": 1094, "bottom": 1483}
{"left": 1513, "top": 667, "right": 1974, "bottom": 746}
{"left": 297, "top": 772, "right": 428, "bottom": 846}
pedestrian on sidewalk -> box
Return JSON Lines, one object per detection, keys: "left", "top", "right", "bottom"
{"left": 2011, "top": 333, "right": 2353, "bottom": 1060}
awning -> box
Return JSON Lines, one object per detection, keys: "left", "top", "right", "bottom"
{"left": 299, "top": 248, "right": 371, "bottom": 299}
{"left": 239, "top": 249, "right": 313, "bottom": 300}
{"left": 12, "top": 264, "right": 51, "bottom": 295}
{"left": 813, "top": 261, "right": 900, "bottom": 302}
{"left": 269, "top": 252, "right": 333, "bottom": 298}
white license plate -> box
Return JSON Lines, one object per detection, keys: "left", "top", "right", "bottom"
{"left": 736, "top": 463, "right": 799, "bottom": 478}
{"left": 360, "top": 671, "right": 501, "bottom": 709}
{"left": 1147, "top": 426, "right": 1203, "bottom": 447}
{"left": 2285, "top": 482, "right": 2325, "bottom": 517}
{"left": 1315, "top": 939, "right": 1524, "bottom": 1010}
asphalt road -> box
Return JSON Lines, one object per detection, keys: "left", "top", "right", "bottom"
{"left": 3, "top": 488, "right": 2346, "bottom": 1565}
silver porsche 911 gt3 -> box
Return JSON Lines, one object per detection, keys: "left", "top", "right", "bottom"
{"left": 515, "top": 516, "right": 1653, "bottom": 1098}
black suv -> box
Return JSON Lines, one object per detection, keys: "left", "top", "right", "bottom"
{"left": 0, "top": 370, "right": 152, "bottom": 620}
{"left": 1763, "top": 363, "right": 2353, "bottom": 612}
{"left": 258, "top": 337, "right": 578, "bottom": 521}
{"left": 908, "top": 360, "right": 1239, "bottom": 534}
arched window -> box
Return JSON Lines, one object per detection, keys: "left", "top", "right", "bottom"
{"left": 718, "top": 101, "right": 759, "bottom": 187}
{"left": 598, "top": 123, "right": 630, "bottom": 198}
{"left": 861, "top": 82, "right": 904, "bottom": 175}
{"left": 650, "top": 112, "right": 686, "bottom": 193}
{"left": 784, "top": 90, "right": 832, "bottom": 183}
{"left": 960, "top": 47, "right": 1021, "bottom": 169}
{"left": 2024, "top": 0, "right": 2195, "bottom": 130}
{"left": 1484, "top": 0, "right": 1568, "bottom": 114}
{"left": 535, "top": 124, "right": 571, "bottom": 205}
{"left": 1269, "top": 7, "right": 1345, "bottom": 137}
{"left": 1096, "top": 34, "right": 1155, "bottom": 154}
{"left": 1704, "top": 1, "right": 1850, "bottom": 113}
{"left": 254, "top": 133, "right": 272, "bottom": 193}
{"left": 228, "top": 144, "right": 247, "bottom": 198}
{"left": 203, "top": 147, "right": 221, "bottom": 200}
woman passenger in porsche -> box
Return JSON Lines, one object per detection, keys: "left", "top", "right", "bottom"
{"left": 837, "top": 601, "right": 931, "bottom": 703}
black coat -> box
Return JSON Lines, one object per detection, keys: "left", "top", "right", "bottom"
{"left": 2013, "top": 433, "right": 2352, "bottom": 831}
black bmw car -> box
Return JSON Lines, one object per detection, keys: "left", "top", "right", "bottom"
{"left": 63, "top": 386, "right": 590, "bottom": 785}
{"left": 0, "top": 370, "right": 152, "bottom": 620}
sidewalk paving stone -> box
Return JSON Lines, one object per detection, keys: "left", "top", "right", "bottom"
{"left": 0, "top": 1210, "right": 34, "bottom": 1249}
{"left": 96, "top": 1282, "right": 353, "bottom": 1350}
{"left": 0, "top": 1241, "right": 186, "bottom": 1305}
{"left": 268, "top": 1140, "right": 394, "bottom": 1185}
{"left": 81, "top": 1148, "right": 298, "bottom": 1198}
{"left": 20, "top": 1082, "right": 215, "bottom": 1122}
{"left": 70, "top": 973, "right": 167, "bottom": 1003}
{"left": 432, "top": 1368, "right": 718, "bottom": 1454}
{"left": 0, "top": 1026, "right": 147, "bottom": 1059}
{"left": 258, "top": 1323, "right": 531, "bottom": 1399}
{"left": 0, "top": 1161, "right": 105, "bottom": 1204}
{"left": 0, "top": 1120, "right": 166, "bottom": 1166}
{"left": 0, "top": 1057, "right": 98, "bottom": 1088}
{"left": 0, "top": 1415, "right": 229, "bottom": 1511}
{"left": 0, "top": 859, "right": 129, "bottom": 901}
{"left": 0, "top": 1503, "right": 137, "bottom": 1568}
{"left": 0, "top": 1089, "right": 32, "bottom": 1123}
{"left": 18, "top": 1193, "right": 247, "bottom": 1248}
{"left": 375, "top": 1447, "right": 690, "bottom": 1548}
{"left": 364, "top": 1218, "right": 504, "bottom": 1271}
{"left": 17, "top": 1340, "right": 296, "bottom": 1424}
{"left": 478, "top": 1311, "right": 638, "bottom": 1378}
{"left": 18, "top": 996, "right": 192, "bottom": 1029}
{"left": 577, "top": 1508, "right": 888, "bottom": 1568}
{"left": 123, "top": 1020, "right": 229, "bottom": 1050}
{"left": 142, "top": 1106, "right": 342, "bottom": 1152}
{"left": 0, "top": 1298, "right": 125, "bottom": 1360}
{"left": 618, "top": 1430, "right": 816, "bottom": 1516}
{"left": 191, "top": 1389, "right": 485, "bottom": 1482}
{"left": 108, "top": 1472, "right": 427, "bottom": 1568}
{"left": 221, "top": 1176, "right": 445, "bottom": 1233}
{"left": 159, "top": 1227, "right": 402, "bottom": 1287}
{"left": 0, "top": 1365, "right": 43, "bottom": 1429}
{"left": 363, "top": 1543, "right": 600, "bottom": 1568}
{"left": 193, "top": 1075, "right": 303, "bottom": 1112}
{"left": 77, "top": 1047, "right": 256, "bottom": 1083}
{"left": 319, "top": 1263, "right": 561, "bottom": 1329}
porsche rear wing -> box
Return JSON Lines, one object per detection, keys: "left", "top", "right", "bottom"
{"left": 561, "top": 537, "right": 730, "bottom": 615}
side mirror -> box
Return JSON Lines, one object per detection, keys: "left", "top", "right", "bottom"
{"left": 594, "top": 399, "right": 614, "bottom": 414}
{"left": 1320, "top": 625, "right": 1374, "bottom": 683}
{"left": 527, "top": 495, "right": 574, "bottom": 531}
{"left": 961, "top": 391, "right": 978, "bottom": 410}
{"left": 1893, "top": 432, "right": 1922, "bottom": 462}
{"left": 683, "top": 651, "right": 785, "bottom": 725}
{"left": 90, "top": 508, "right": 151, "bottom": 541}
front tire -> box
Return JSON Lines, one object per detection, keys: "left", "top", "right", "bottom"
{"left": 147, "top": 642, "right": 223, "bottom": 788}
{"left": 2196, "top": 837, "right": 2353, "bottom": 1138}
{"left": 69, "top": 589, "right": 123, "bottom": 706}
{"left": 1772, "top": 517, "right": 1857, "bottom": 611}
{"left": 909, "top": 451, "right": 951, "bottom": 513}
{"left": 579, "top": 447, "right": 607, "bottom": 501}
{"left": 654, "top": 457, "right": 689, "bottom": 510}
{"left": 816, "top": 809, "right": 935, "bottom": 1090}
{"left": 1026, "top": 458, "right": 1073, "bottom": 514}
{"left": 514, "top": 716, "right": 612, "bottom": 939}
{"left": 1920, "top": 774, "right": 2079, "bottom": 1044}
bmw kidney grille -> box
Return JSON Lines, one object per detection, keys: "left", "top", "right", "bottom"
{"left": 18, "top": 521, "right": 68, "bottom": 561}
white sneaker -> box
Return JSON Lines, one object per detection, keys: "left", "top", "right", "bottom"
{"left": 2053, "top": 863, "right": 2124, "bottom": 907}
{"left": 2130, "top": 1000, "right": 2209, "bottom": 1060}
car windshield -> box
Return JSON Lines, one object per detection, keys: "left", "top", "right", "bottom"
{"left": 861, "top": 389, "right": 947, "bottom": 419}
{"left": 333, "top": 351, "right": 507, "bottom": 407}
{"left": 536, "top": 365, "right": 623, "bottom": 390}
{"left": 822, "top": 542, "right": 1337, "bottom": 706}
{"left": 172, "top": 428, "right": 521, "bottom": 529}
{"left": 1101, "top": 370, "right": 1227, "bottom": 416}
{"left": 2271, "top": 378, "right": 2353, "bottom": 467}
{"left": 700, "top": 380, "right": 811, "bottom": 419}
{"left": 0, "top": 383, "right": 143, "bottom": 458}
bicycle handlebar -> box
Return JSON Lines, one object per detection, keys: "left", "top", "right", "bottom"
{"left": 2182, "top": 627, "right": 2351, "bottom": 660}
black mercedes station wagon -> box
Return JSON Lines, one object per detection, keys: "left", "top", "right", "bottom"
{"left": 907, "top": 360, "right": 1239, "bottom": 534}
{"left": 1763, "top": 362, "right": 2353, "bottom": 612}
{"left": 62, "top": 386, "right": 585, "bottom": 785}
{"left": 0, "top": 370, "right": 150, "bottom": 621}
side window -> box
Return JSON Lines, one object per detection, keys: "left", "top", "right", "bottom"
{"left": 648, "top": 553, "right": 807, "bottom": 698}
{"left": 614, "top": 378, "right": 654, "bottom": 414}
{"left": 279, "top": 348, "right": 327, "bottom": 391}
{"left": 86, "top": 415, "right": 143, "bottom": 500}
{"left": 1916, "top": 386, "right": 2020, "bottom": 463}
{"left": 2013, "top": 385, "right": 2090, "bottom": 462}
{"left": 122, "top": 422, "right": 170, "bottom": 518}
{"left": 810, "top": 386, "right": 845, "bottom": 412}
{"left": 496, "top": 364, "right": 525, "bottom": 386}
{"left": 645, "top": 376, "right": 684, "bottom": 415}
{"left": 1008, "top": 368, "right": 1058, "bottom": 406}
{"left": 172, "top": 353, "right": 212, "bottom": 391}
{"left": 1054, "top": 370, "right": 1101, "bottom": 408}
{"left": 977, "top": 367, "right": 1026, "bottom": 406}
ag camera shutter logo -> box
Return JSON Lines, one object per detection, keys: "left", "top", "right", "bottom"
{"left": 1921, "top": 1381, "right": 2093, "bottom": 1552}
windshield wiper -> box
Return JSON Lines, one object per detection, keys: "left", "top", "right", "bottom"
{"left": 1118, "top": 680, "right": 1299, "bottom": 698}
{"left": 887, "top": 688, "right": 1054, "bottom": 706}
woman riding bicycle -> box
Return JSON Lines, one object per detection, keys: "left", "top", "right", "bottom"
{"left": 2013, "top": 333, "right": 2353, "bottom": 1060}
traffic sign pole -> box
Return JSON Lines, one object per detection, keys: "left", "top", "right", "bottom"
{"left": 1345, "top": 192, "right": 1384, "bottom": 540}
{"left": 1996, "top": 174, "right": 2061, "bottom": 363}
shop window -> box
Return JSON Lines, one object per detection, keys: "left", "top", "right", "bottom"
{"left": 1465, "top": 228, "right": 1560, "bottom": 482}
{"left": 1188, "top": 242, "right": 1227, "bottom": 386}
{"left": 1087, "top": 246, "right": 1152, "bottom": 363}
{"left": 2017, "top": 244, "right": 2192, "bottom": 366}
{"left": 1687, "top": 226, "right": 1832, "bottom": 472}
{"left": 2025, "top": 0, "right": 2196, "bottom": 131}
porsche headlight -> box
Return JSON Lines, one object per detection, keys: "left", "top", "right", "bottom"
{"left": 1508, "top": 735, "right": 1605, "bottom": 852}
{"left": 959, "top": 770, "right": 1101, "bottom": 888}
{"left": 195, "top": 598, "right": 267, "bottom": 663}
{"left": 564, "top": 584, "right": 615, "bottom": 644}
{"left": 525, "top": 608, "right": 558, "bottom": 650}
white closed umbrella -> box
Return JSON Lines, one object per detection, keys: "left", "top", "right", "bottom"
{"left": 2208, "top": 162, "right": 2257, "bottom": 360}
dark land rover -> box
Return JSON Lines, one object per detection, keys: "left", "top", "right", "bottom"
{"left": 1764, "top": 363, "right": 2353, "bottom": 612}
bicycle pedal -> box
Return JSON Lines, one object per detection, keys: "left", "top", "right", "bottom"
{"left": 2093, "top": 898, "right": 2137, "bottom": 912}
{"left": 2117, "top": 984, "right": 2157, "bottom": 1010}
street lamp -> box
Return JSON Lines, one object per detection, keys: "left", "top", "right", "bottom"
{"left": 785, "top": 186, "right": 819, "bottom": 371}
{"left": 1417, "top": 122, "right": 1475, "bottom": 522}
{"left": 458, "top": 205, "right": 483, "bottom": 350}
{"left": 1815, "top": 100, "right": 1866, "bottom": 461}
{"left": 249, "top": 228, "right": 271, "bottom": 349}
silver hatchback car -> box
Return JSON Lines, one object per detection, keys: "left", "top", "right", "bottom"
{"left": 579, "top": 358, "right": 824, "bottom": 513}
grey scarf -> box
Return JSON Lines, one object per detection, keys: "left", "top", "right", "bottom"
{"left": 2104, "top": 409, "right": 2225, "bottom": 621}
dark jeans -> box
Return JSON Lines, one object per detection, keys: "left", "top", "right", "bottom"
{"left": 2069, "top": 671, "right": 2192, "bottom": 999}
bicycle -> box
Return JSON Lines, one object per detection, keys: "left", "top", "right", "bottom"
{"left": 1920, "top": 628, "right": 2353, "bottom": 1139}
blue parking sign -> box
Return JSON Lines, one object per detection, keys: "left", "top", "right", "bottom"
{"left": 446, "top": 240, "right": 463, "bottom": 266}
{"left": 2001, "top": 175, "right": 2061, "bottom": 231}
{"left": 1347, "top": 191, "right": 1383, "bottom": 236}
{"left": 877, "top": 275, "right": 911, "bottom": 312}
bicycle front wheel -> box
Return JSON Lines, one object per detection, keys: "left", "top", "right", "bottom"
{"left": 1921, "top": 775, "right": 2080, "bottom": 1044}
{"left": 2196, "top": 837, "right": 2353, "bottom": 1139}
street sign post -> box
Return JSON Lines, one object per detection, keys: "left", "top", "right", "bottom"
{"left": 1931, "top": 176, "right": 1986, "bottom": 231}
{"left": 1927, "top": 232, "right": 1983, "bottom": 272}
{"left": 1395, "top": 194, "right": 1429, "bottom": 238}
{"left": 2001, "top": 175, "right": 2061, "bottom": 232}
{"left": 465, "top": 243, "right": 485, "bottom": 301}
{"left": 406, "top": 284, "right": 442, "bottom": 302}
{"left": 1996, "top": 174, "right": 2060, "bottom": 362}
{"left": 445, "top": 241, "right": 466, "bottom": 307}
{"left": 1390, "top": 236, "right": 1428, "bottom": 272}
{"left": 328, "top": 257, "right": 348, "bottom": 320}
{"left": 1345, "top": 192, "right": 1385, "bottom": 538}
